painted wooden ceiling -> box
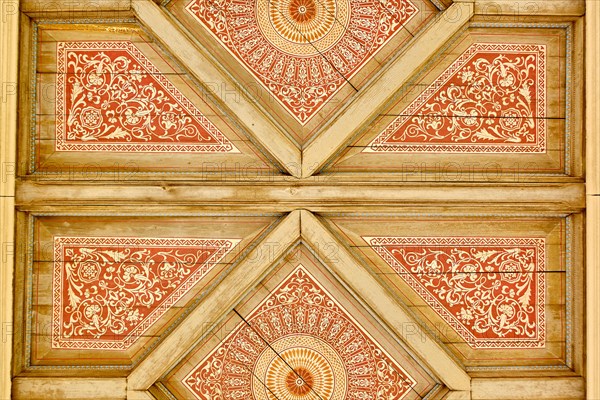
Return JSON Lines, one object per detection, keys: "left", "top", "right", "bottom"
{"left": 10, "top": 0, "right": 587, "bottom": 399}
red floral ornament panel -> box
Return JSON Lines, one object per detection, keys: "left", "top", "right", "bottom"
{"left": 55, "top": 41, "right": 239, "bottom": 153}
{"left": 365, "top": 237, "right": 546, "bottom": 349}
{"left": 52, "top": 236, "right": 240, "bottom": 350}
{"left": 365, "top": 43, "right": 547, "bottom": 153}
{"left": 185, "top": 0, "right": 419, "bottom": 124}
{"left": 183, "top": 265, "right": 417, "bottom": 399}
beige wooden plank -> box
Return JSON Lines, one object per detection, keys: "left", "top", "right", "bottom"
{"left": 0, "top": 0, "right": 18, "bottom": 397}
{"left": 1, "top": 0, "right": 18, "bottom": 197}
{"left": 127, "top": 391, "right": 155, "bottom": 400}
{"left": 474, "top": 0, "right": 584, "bottom": 16}
{"left": 132, "top": 0, "right": 301, "bottom": 177}
{"left": 588, "top": 1, "right": 600, "bottom": 194}
{"left": 15, "top": 182, "right": 586, "bottom": 211}
{"left": 444, "top": 391, "right": 472, "bottom": 400}
{"left": 12, "top": 377, "right": 127, "bottom": 400}
{"left": 300, "top": 210, "right": 471, "bottom": 391}
{"left": 587, "top": 200, "right": 600, "bottom": 398}
{"left": 0, "top": 198, "right": 14, "bottom": 398}
{"left": 587, "top": 2, "right": 599, "bottom": 397}
{"left": 127, "top": 210, "right": 300, "bottom": 390}
{"left": 471, "top": 377, "right": 584, "bottom": 399}
{"left": 21, "top": 0, "right": 131, "bottom": 13}
{"left": 301, "top": 2, "right": 473, "bottom": 177}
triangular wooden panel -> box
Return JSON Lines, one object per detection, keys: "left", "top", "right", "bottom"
{"left": 53, "top": 236, "right": 239, "bottom": 351}
{"left": 55, "top": 41, "right": 239, "bottom": 153}
{"left": 364, "top": 236, "right": 546, "bottom": 349}
{"left": 364, "top": 43, "right": 547, "bottom": 153}
{"left": 322, "top": 214, "right": 578, "bottom": 369}
{"left": 322, "top": 24, "right": 577, "bottom": 178}
{"left": 26, "top": 214, "right": 281, "bottom": 370}
{"left": 32, "top": 23, "right": 281, "bottom": 176}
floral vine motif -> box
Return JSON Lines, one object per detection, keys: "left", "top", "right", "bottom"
{"left": 366, "top": 43, "right": 547, "bottom": 153}
{"left": 185, "top": 0, "right": 418, "bottom": 124}
{"left": 52, "top": 237, "right": 239, "bottom": 350}
{"left": 183, "top": 266, "right": 416, "bottom": 399}
{"left": 55, "top": 41, "right": 238, "bottom": 153}
{"left": 366, "top": 237, "right": 546, "bottom": 349}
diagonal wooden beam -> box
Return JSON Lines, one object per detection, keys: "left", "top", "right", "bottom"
{"left": 12, "top": 378, "right": 127, "bottom": 400}
{"left": 127, "top": 210, "right": 301, "bottom": 390}
{"left": 299, "top": 210, "right": 471, "bottom": 391}
{"left": 301, "top": 2, "right": 473, "bottom": 177}
{"left": 471, "top": 377, "right": 584, "bottom": 399}
{"left": 132, "top": 0, "right": 302, "bottom": 177}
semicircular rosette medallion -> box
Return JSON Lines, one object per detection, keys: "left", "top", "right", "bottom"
{"left": 185, "top": 0, "right": 419, "bottom": 124}
{"left": 183, "top": 265, "right": 417, "bottom": 399}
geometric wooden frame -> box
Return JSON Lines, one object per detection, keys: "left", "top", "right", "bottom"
{"left": 322, "top": 20, "right": 583, "bottom": 180}
{"left": 22, "top": 17, "right": 286, "bottom": 178}
{"left": 321, "top": 212, "right": 584, "bottom": 371}
{"left": 125, "top": 209, "right": 472, "bottom": 394}
{"left": 133, "top": 0, "right": 304, "bottom": 177}
{"left": 1, "top": 1, "right": 595, "bottom": 400}
{"left": 301, "top": 1, "right": 474, "bottom": 177}
{"left": 158, "top": 246, "right": 442, "bottom": 399}
{"left": 15, "top": 212, "right": 283, "bottom": 370}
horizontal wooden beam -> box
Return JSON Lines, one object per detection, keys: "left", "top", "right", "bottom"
{"left": 21, "top": 0, "right": 132, "bottom": 14}
{"left": 471, "top": 377, "right": 584, "bottom": 399}
{"left": 127, "top": 211, "right": 300, "bottom": 390}
{"left": 132, "top": 0, "right": 301, "bottom": 177}
{"left": 474, "top": 0, "right": 585, "bottom": 16}
{"left": 12, "top": 378, "right": 127, "bottom": 400}
{"left": 16, "top": 182, "right": 585, "bottom": 211}
{"left": 301, "top": 2, "right": 473, "bottom": 177}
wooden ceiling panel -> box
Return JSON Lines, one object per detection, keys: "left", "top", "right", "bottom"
{"left": 16, "top": 213, "right": 281, "bottom": 371}
{"left": 3, "top": 1, "right": 592, "bottom": 399}
{"left": 322, "top": 213, "right": 584, "bottom": 373}
{"left": 24, "top": 22, "right": 282, "bottom": 178}
{"left": 322, "top": 23, "right": 583, "bottom": 180}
